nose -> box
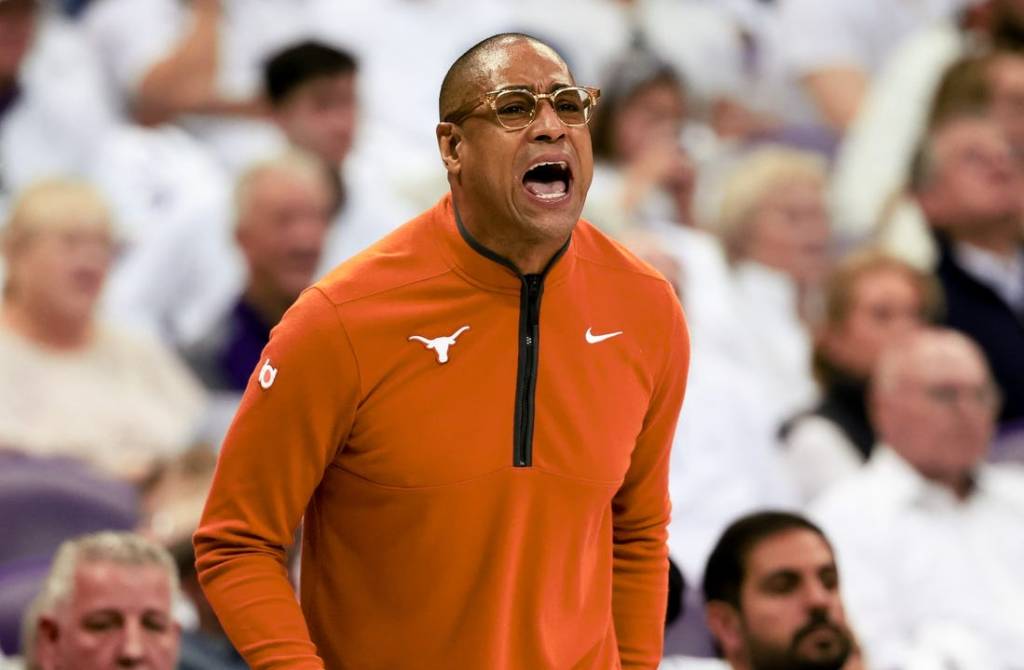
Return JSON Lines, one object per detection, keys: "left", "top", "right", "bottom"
{"left": 117, "top": 619, "right": 146, "bottom": 667}
{"left": 528, "top": 98, "right": 566, "bottom": 142}
{"left": 803, "top": 579, "right": 834, "bottom": 611}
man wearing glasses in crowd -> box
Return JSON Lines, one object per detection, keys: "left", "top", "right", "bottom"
{"left": 813, "top": 327, "right": 1024, "bottom": 667}
{"left": 194, "top": 33, "right": 689, "bottom": 669}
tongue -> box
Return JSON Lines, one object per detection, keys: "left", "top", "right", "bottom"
{"left": 524, "top": 178, "right": 567, "bottom": 197}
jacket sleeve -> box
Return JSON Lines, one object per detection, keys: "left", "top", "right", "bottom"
{"left": 612, "top": 285, "right": 690, "bottom": 668}
{"left": 193, "top": 287, "right": 359, "bottom": 669}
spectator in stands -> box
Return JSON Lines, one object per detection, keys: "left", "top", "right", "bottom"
{"left": 782, "top": 251, "right": 942, "bottom": 502}
{"left": 585, "top": 50, "right": 694, "bottom": 235}
{"left": 0, "top": 0, "right": 113, "bottom": 205}
{"left": 814, "top": 328, "right": 1024, "bottom": 668}
{"left": 634, "top": 238, "right": 797, "bottom": 587}
{"left": 714, "top": 146, "right": 832, "bottom": 426}
{"left": 584, "top": 48, "right": 742, "bottom": 361}
{"left": 985, "top": 48, "right": 1024, "bottom": 166}
{"left": 32, "top": 532, "right": 180, "bottom": 670}
{"left": 772, "top": 0, "right": 968, "bottom": 133}
{"left": 663, "top": 511, "right": 857, "bottom": 670}
{"left": 183, "top": 151, "right": 333, "bottom": 392}
{"left": 0, "top": 179, "right": 204, "bottom": 482}
{"left": 835, "top": 43, "right": 1024, "bottom": 264}
{"left": 81, "top": 0, "right": 317, "bottom": 170}
{"left": 264, "top": 40, "right": 413, "bottom": 269}
{"left": 266, "top": 41, "right": 356, "bottom": 175}
{"left": 910, "top": 114, "right": 1024, "bottom": 427}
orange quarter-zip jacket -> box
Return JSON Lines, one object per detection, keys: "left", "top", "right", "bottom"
{"left": 194, "top": 194, "right": 689, "bottom": 669}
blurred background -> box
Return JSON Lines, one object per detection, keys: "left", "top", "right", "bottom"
{"left": 1, "top": 0, "right": 1023, "bottom": 668}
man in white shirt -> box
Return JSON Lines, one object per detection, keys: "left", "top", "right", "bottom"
{"left": 813, "top": 328, "right": 1024, "bottom": 669}
{"left": 911, "top": 114, "right": 1024, "bottom": 426}
{"left": 263, "top": 40, "right": 414, "bottom": 271}
{"left": 663, "top": 511, "right": 857, "bottom": 670}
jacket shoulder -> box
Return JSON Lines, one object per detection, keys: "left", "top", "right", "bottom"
{"left": 573, "top": 219, "right": 674, "bottom": 288}
{"left": 315, "top": 207, "right": 450, "bottom": 306}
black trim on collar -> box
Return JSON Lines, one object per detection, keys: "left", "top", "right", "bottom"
{"left": 452, "top": 201, "right": 571, "bottom": 279}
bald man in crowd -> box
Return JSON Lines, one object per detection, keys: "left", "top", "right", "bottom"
{"left": 813, "top": 328, "right": 1024, "bottom": 668}
{"left": 194, "top": 32, "right": 690, "bottom": 669}
{"left": 183, "top": 150, "right": 335, "bottom": 392}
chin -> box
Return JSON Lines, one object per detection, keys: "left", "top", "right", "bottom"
{"left": 522, "top": 206, "right": 580, "bottom": 242}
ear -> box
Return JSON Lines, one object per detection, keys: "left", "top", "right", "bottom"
{"left": 234, "top": 222, "right": 249, "bottom": 249}
{"left": 436, "top": 122, "right": 462, "bottom": 177}
{"left": 35, "top": 616, "right": 61, "bottom": 669}
{"left": 705, "top": 600, "right": 745, "bottom": 658}
{"left": 914, "top": 183, "right": 950, "bottom": 230}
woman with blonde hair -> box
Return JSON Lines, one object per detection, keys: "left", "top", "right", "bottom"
{"left": 713, "top": 145, "right": 833, "bottom": 425}
{"left": 0, "top": 178, "right": 204, "bottom": 482}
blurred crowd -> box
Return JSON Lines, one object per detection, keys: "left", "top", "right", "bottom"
{"left": 1, "top": 0, "right": 1023, "bottom": 668}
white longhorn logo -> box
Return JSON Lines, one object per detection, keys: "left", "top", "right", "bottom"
{"left": 408, "top": 325, "right": 471, "bottom": 364}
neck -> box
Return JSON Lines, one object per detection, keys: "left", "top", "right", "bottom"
{"left": 946, "top": 216, "right": 1021, "bottom": 259}
{"left": 242, "top": 280, "right": 294, "bottom": 327}
{"left": 959, "top": 231, "right": 1019, "bottom": 259}
{"left": 937, "top": 471, "right": 976, "bottom": 501}
{"left": 453, "top": 193, "right": 569, "bottom": 275}
{"left": 1, "top": 299, "right": 94, "bottom": 350}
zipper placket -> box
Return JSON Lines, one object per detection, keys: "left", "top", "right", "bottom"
{"left": 450, "top": 203, "right": 566, "bottom": 469}
{"left": 513, "top": 274, "right": 543, "bottom": 467}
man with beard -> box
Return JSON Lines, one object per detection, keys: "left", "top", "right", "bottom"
{"left": 688, "top": 511, "right": 855, "bottom": 670}
{"left": 194, "top": 32, "right": 689, "bottom": 670}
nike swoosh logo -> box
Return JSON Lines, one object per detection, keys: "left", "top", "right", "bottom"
{"left": 585, "top": 328, "right": 623, "bottom": 344}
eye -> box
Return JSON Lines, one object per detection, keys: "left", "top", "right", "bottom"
{"left": 494, "top": 91, "right": 535, "bottom": 119}
{"left": 763, "top": 573, "right": 799, "bottom": 594}
{"left": 142, "top": 612, "right": 170, "bottom": 633}
{"left": 820, "top": 566, "right": 839, "bottom": 591}
{"left": 498, "top": 102, "right": 529, "bottom": 115}
{"left": 557, "top": 100, "right": 582, "bottom": 113}
{"left": 82, "top": 612, "right": 122, "bottom": 632}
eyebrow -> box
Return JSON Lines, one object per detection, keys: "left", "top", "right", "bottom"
{"left": 492, "top": 82, "right": 574, "bottom": 94}
{"left": 760, "top": 562, "right": 837, "bottom": 582}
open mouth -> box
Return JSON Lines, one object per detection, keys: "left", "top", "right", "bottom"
{"left": 523, "top": 161, "right": 572, "bottom": 202}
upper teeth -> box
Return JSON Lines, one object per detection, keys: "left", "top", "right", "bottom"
{"left": 532, "top": 161, "right": 567, "bottom": 170}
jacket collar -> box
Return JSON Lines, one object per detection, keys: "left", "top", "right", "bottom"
{"left": 429, "top": 193, "right": 576, "bottom": 293}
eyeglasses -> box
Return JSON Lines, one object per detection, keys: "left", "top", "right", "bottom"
{"left": 444, "top": 86, "right": 601, "bottom": 131}
{"left": 921, "top": 383, "right": 1001, "bottom": 409}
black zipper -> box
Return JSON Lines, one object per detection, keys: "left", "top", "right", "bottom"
{"left": 451, "top": 205, "right": 569, "bottom": 469}
{"left": 513, "top": 274, "right": 543, "bottom": 467}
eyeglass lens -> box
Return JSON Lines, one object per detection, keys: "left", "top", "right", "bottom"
{"left": 494, "top": 88, "right": 594, "bottom": 128}
{"left": 923, "top": 384, "right": 998, "bottom": 407}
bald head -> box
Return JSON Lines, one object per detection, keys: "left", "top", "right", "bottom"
{"left": 438, "top": 33, "right": 569, "bottom": 122}
{"left": 871, "top": 328, "right": 997, "bottom": 491}
{"left": 873, "top": 328, "right": 991, "bottom": 398}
